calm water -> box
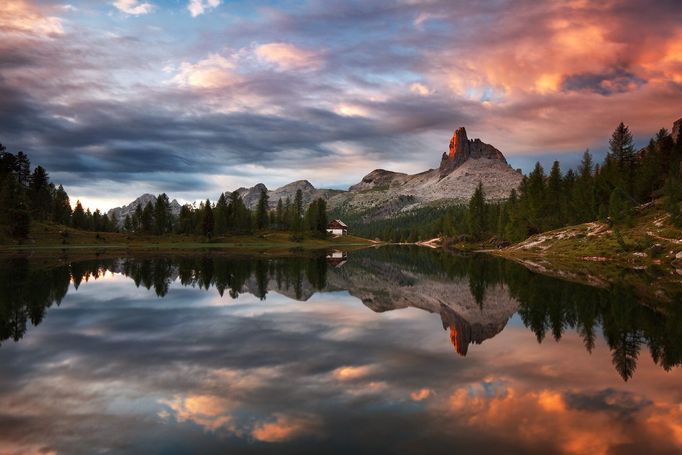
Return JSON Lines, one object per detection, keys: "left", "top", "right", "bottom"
{"left": 1, "top": 247, "right": 682, "bottom": 454}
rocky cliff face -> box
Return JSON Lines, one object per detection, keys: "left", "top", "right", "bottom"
{"left": 324, "top": 252, "right": 519, "bottom": 355}
{"left": 107, "top": 193, "right": 182, "bottom": 226}
{"left": 231, "top": 180, "right": 344, "bottom": 210}
{"left": 327, "top": 126, "right": 522, "bottom": 221}
{"left": 439, "top": 127, "right": 507, "bottom": 177}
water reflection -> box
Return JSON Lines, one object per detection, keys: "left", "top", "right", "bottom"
{"left": 2, "top": 248, "right": 681, "bottom": 382}
{"left": 2, "top": 248, "right": 682, "bottom": 453}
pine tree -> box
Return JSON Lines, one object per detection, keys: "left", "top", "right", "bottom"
{"left": 141, "top": 201, "right": 155, "bottom": 233}
{"left": 573, "top": 149, "right": 595, "bottom": 222}
{"left": 72, "top": 200, "right": 87, "bottom": 229}
{"left": 15, "top": 151, "right": 30, "bottom": 188}
{"left": 545, "top": 161, "right": 563, "bottom": 229}
{"left": 256, "top": 188, "right": 269, "bottom": 229}
{"left": 51, "top": 185, "right": 72, "bottom": 225}
{"left": 154, "top": 193, "right": 171, "bottom": 234}
{"left": 316, "top": 198, "right": 328, "bottom": 236}
{"left": 525, "top": 162, "right": 546, "bottom": 233}
{"left": 608, "top": 188, "right": 633, "bottom": 226}
{"left": 608, "top": 122, "right": 636, "bottom": 196}
{"left": 293, "top": 189, "right": 303, "bottom": 232}
{"left": 202, "top": 199, "right": 214, "bottom": 237}
{"left": 214, "top": 193, "right": 228, "bottom": 235}
{"left": 28, "top": 166, "right": 52, "bottom": 220}
{"left": 468, "top": 181, "right": 486, "bottom": 239}
{"left": 0, "top": 174, "right": 30, "bottom": 238}
{"left": 124, "top": 214, "right": 133, "bottom": 232}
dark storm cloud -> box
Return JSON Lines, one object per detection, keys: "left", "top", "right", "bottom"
{"left": 562, "top": 69, "right": 646, "bottom": 96}
{"left": 564, "top": 388, "right": 652, "bottom": 418}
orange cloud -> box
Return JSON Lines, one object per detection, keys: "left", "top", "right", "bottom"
{"left": 251, "top": 414, "right": 314, "bottom": 442}
{"left": 438, "top": 376, "right": 682, "bottom": 455}
{"left": 332, "top": 365, "right": 372, "bottom": 380}
{"left": 0, "top": 0, "right": 64, "bottom": 37}
{"left": 410, "top": 388, "right": 431, "bottom": 401}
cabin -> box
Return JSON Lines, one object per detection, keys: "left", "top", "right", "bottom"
{"left": 326, "top": 219, "right": 348, "bottom": 236}
{"left": 326, "top": 250, "right": 348, "bottom": 267}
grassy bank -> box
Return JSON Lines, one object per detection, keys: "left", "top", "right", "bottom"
{"left": 486, "top": 201, "right": 682, "bottom": 301}
{"left": 0, "top": 222, "right": 377, "bottom": 257}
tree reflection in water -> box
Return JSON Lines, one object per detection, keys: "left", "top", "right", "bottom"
{"left": 1, "top": 247, "right": 681, "bottom": 381}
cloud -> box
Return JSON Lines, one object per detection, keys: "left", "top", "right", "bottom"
{"left": 0, "top": 0, "right": 64, "bottom": 37}
{"left": 171, "top": 53, "right": 240, "bottom": 89}
{"left": 2, "top": 0, "right": 682, "bottom": 210}
{"left": 188, "top": 0, "right": 221, "bottom": 18}
{"left": 410, "top": 388, "right": 431, "bottom": 401}
{"left": 254, "top": 42, "right": 321, "bottom": 71}
{"left": 251, "top": 414, "right": 315, "bottom": 442}
{"left": 113, "top": 0, "right": 154, "bottom": 16}
{"left": 409, "top": 82, "right": 431, "bottom": 96}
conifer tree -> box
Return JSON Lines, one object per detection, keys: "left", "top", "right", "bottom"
{"left": 52, "top": 185, "right": 72, "bottom": 225}
{"left": 256, "top": 188, "right": 269, "bottom": 229}
{"left": 72, "top": 200, "right": 87, "bottom": 229}
{"left": 154, "top": 193, "right": 171, "bottom": 234}
{"left": 467, "top": 181, "right": 486, "bottom": 239}
{"left": 28, "top": 166, "right": 52, "bottom": 220}
{"left": 214, "top": 193, "right": 228, "bottom": 235}
{"left": 202, "top": 199, "right": 214, "bottom": 237}
{"left": 608, "top": 122, "right": 636, "bottom": 195}
{"left": 141, "top": 201, "right": 155, "bottom": 233}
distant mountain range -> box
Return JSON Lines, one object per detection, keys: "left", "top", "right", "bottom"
{"left": 108, "top": 127, "right": 522, "bottom": 224}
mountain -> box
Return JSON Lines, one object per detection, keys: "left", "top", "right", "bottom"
{"left": 107, "top": 193, "right": 182, "bottom": 225}
{"left": 233, "top": 180, "right": 344, "bottom": 210}
{"left": 326, "top": 127, "right": 523, "bottom": 221}
{"left": 109, "top": 126, "right": 520, "bottom": 224}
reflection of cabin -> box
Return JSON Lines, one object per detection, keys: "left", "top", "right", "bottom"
{"left": 326, "top": 250, "right": 348, "bottom": 268}
{"left": 326, "top": 219, "right": 348, "bottom": 236}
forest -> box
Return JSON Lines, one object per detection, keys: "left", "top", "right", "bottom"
{"left": 2, "top": 121, "right": 681, "bottom": 244}
{"left": 349, "top": 122, "right": 682, "bottom": 242}
{"left": 0, "top": 143, "right": 329, "bottom": 240}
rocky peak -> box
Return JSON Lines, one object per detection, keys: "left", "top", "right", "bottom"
{"left": 349, "top": 169, "right": 406, "bottom": 192}
{"left": 439, "top": 127, "right": 508, "bottom": 178}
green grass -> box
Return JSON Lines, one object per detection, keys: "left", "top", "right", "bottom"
{"left": 0, "top": 222, "right": 377, "bottom": 256}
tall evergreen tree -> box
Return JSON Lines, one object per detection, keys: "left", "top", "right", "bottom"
{"left": 467, "top": 181, "right": 487, "bottom": 239}
{"left": 52, "top": 185, "right": 72, "bottom": 225}
{"left": 256, "top": 188, "right": 269, "bottom": 229}
{"left": 573, "top": 149, "right": 595, "bottom": 222}
{"left": 608, "top": 122, "right": 636, "bottom": 195}
{"left": 214, "top": 193, "right": 228, "bottom": 235}
{"left": 202, "top": 199, "right": 214, "bottom": 237}
{"left": 72, "top": 200, "right": 87, "bottom": 229}
{"left": 293, "top": 189, "right": 303, "bottom": 232}
{"left": 545, "top": 161, "right": 563, "bottom": 229}
{"left": 141, "top": 201, "right": 155, "bottom": 233}
{"left": 28, "top": 166, "right": 52, "bottom": 220}
{"left": 154, "top": 193, "right": 171, "bottom": 234}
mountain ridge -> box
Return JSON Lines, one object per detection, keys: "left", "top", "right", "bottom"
{"left": 108, "top": 126, "right": 521, "bottom": 223}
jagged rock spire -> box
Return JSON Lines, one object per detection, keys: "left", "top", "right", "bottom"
{"left": 439, "top": 127, "right": 508, "bottom": 178}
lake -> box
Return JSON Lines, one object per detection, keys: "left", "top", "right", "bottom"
{"left": 1, "top": 247, "right": 681, "bottom": 454}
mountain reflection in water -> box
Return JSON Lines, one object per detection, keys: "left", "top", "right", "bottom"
{"left": 1, "top": 247, "right": 682, "bottom": 454}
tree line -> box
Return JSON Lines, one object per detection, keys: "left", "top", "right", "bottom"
{"left": 0, "top": 143, "right": 330, "bottom": 240}
{"left": 122, "top": 188, "right": 328, "bottom": 239}
{"left": 359, "top": 122, "right": 682, "bottom": 242}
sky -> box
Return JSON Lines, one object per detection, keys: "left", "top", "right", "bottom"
{"left": 1, "top": 0, "right": 682, "bottom": 210}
